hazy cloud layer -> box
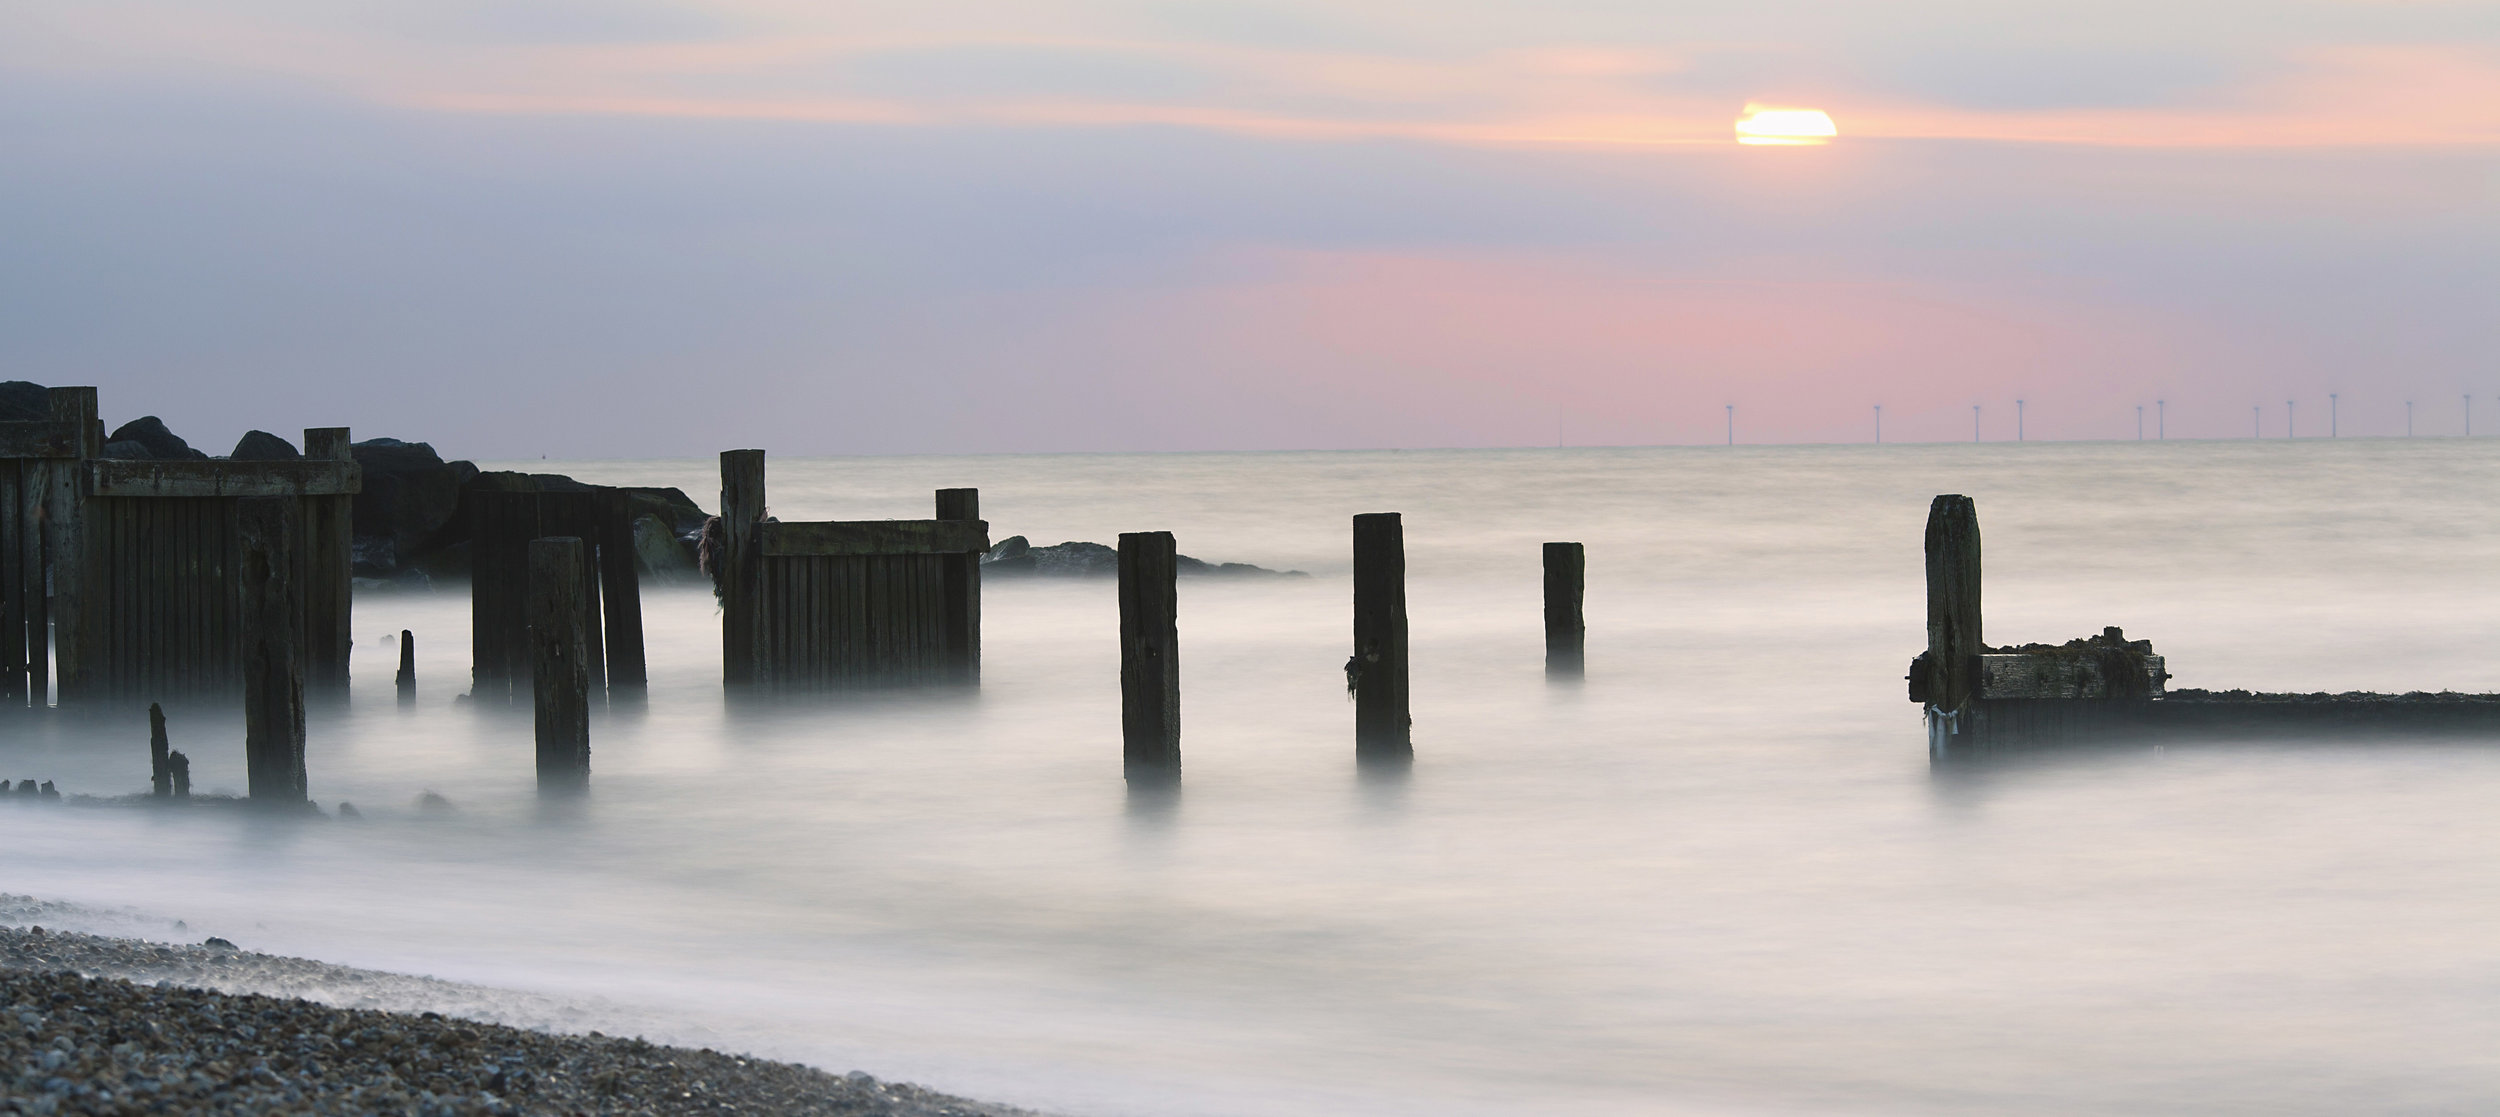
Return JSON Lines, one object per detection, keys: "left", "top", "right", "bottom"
{"left": 2, "top": 1, "right": 2495, "bottom": 454}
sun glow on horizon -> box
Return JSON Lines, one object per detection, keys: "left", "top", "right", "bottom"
{"left": 1736, "top": 105, "right": 1838, "bottom": 145}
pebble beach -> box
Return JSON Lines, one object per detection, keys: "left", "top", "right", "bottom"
{"left": 0, "top": 919, "right": 1042, "bottom": 1116}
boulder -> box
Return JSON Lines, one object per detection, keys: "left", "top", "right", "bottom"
{"left": 631, "top": 513, "right": 697, "bottom": 581}
{"left": 980, "top": 535, "right": 1035, "bottom": 574}
{"left": 981, "top": 533, "right": 1304, "bottom": 578}
{"left": 99, "top": 440, "right": 154, "bottom": 460}
{"left": 107, "top": 416, "right": 207, "bottom": 460}
{"left": 351, "top": 439, "right": 478, "bottom": 574}
{"left": 0, "top": 381, "right": 46, "bottom": 422}
{"left": 229, "top": 430, "right": 301, "bottom": 461}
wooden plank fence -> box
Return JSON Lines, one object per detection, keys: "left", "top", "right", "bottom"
{"left": 467, "top": 486, "right": 645, "bottom": 705}
{"left": 0, "top": 387, "right": 356, "bottom": 711}
{"left": 718, "top": 451, "right": 986, "bottom": 693}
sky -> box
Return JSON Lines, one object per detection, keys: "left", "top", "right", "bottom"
{"left": 2, "top": 0, "right": 2496, "bottom": 456}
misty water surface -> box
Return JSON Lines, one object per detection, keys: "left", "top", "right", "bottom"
{"left": 4, "top": 441, "right": 2498, "bottom": 1116}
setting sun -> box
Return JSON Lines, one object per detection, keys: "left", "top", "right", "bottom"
{"left": 1735, "top": 104, "right": 1838, "bottom": 145}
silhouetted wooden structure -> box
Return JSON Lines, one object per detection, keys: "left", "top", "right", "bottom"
{"left": 717, "top": 451, "right": 987, "bottom": 693}
{"left": 1350, "top": 512, "right": 1411, "bottom": 762}
{"left": 467, "top": 485, "right": 645, "bottom": 705}
{"left": 1909, "top": 493, "right": 2500, "bottom": 758}
{"left": 0, "top": 387, "right": 358, "bottom": 712}
{"left": 1544, "top": 541, "right": 1584, "bottom": 679}
{"left": 530, "top": 537, "right": 592, "bottom": 792}
{"left": 1119, "top": 531, "right": 1180, "bottom": 779}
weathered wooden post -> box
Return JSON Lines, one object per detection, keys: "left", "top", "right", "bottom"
{"left": 44, "top": 388, "right": 97, "bottom": 706}
{"left": 1118, "top": 531, "right": 1180, "bottom": 780}
{"left": 237, "top": 496, "right": 307, "bottom": 804}
{"left": 529, "top": 537, "right": 591, "bottom": 792}
{"left": 1351, "top": 513, "right": 1411, "bottom": 762}
{"left": 396, "top": 629, "right": 416, "bottom": 704}
{"left": 148, "top": 702, "right": 172, "bottom": 797}
{"left": 598, "top": 492, "right": 647, "bottom": 700}
{"left": 168, "top": 751, "right": 190, "bottom": 798}
{"left": 720, "top": 451, "right": 766, "bottom": 691}
{"left": 1920, "top": 495, "right": 1983, "bottom": 757}
{"left": 1543, "top": 542, "right": 1585, "bottom": 679}
{"left": 936, "top": 488, "right": 982, "bottom": 686}
{"left": 301, "top": 428, "right": 356, "bottom": 695}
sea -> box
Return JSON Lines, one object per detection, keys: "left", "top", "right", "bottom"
{"left": 5, "top": 440, "right": 2498, "bottom": 1116}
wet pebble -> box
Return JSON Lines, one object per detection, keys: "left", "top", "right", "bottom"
{"left": 0, "top": 925, "right": 1042, "bottom": 1115}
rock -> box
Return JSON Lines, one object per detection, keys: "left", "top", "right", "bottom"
{"left": 229, "top": 430, "right": 300, "bottom": 460}
{"left": 106, "top": 416, "right": 208, "bottom": 461}
{"left": 351, "top": 439, "right": 478, "bottom": 577}
{"left": 336, "top": 801, "right": 361, "bottom": 819}
{"left": 36, "top": 781, "right": 55, "bottom": 800}
{"left": 202, "top": 937, "right": 236, "bottom": 950}
{"left": 98, "top": 439, "right": 154, "bottom": 460}
{"left": 415, "top": 791, "right": 453, "bottom": 813}
{"left": 631, "top": 513, "right": 696, "bottom": 582}
{"left": 0, "top": 381, "right": 47, "bottom": 422}
{"left": 981, "top": 534, "right": 1304, "bottom": 578}
{"left": 980, "top": 535, "right": 1035, "bottom": 574}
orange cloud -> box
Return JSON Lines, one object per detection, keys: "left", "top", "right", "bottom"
{"left": 13, "top": 5, "right": 2499, "bottom": 150}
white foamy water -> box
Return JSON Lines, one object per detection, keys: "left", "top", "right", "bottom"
{"left": 6, "top": 441, "right": 2500, "bottom": 1115}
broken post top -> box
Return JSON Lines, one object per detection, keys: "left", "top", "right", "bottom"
{"left": 935, "top": 488, "right": 979, "bottom": 521}
{"left": 1923, "top": 494, "right": 1982, "bottom": 711}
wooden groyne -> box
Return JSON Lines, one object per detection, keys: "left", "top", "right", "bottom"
{"left": 1911, "top": 493, "right": 2500, "bottom": 757}
{"left": 467, "top": 484, "right": 646, "bottom": 707}
{"left": 716, "top": 451, "right": 987, "bottom": 694}
{"left": 0, "top": 387, "right": 357, "bottom": 712}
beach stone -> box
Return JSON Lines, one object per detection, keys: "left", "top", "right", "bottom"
{"left": 107, "top": 416, "right": 208, "bottom": 461}
{"left": 229, "top": 430, "right": 301, "bottom": 461}
{"left": 353, "top": 439, "right": 479, "bottom": 577}
{"left": 98, "top": 439, "right": 155, "bottom": 460}
{"left": 0, "top": 922, "right": 1041, "bottom": 1116}
{"left": 0, "top": 381, "right": 47, "bottom": 422}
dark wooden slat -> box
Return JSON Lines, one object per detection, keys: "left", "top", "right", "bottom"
{"left": 720, "top": 450, "right": 765, "bottom": 691}
{"left": 0, "top": 466, "right": 22, "bottom": 707}
{"left": 87, "top": 459, "right": 360, "bottom": 499}
{"left": 44, "top": 389, "right": 96, "bottom": 704}
{"left": 0, "top": 422, "right": 81, "bottom": 459}
{"left": 530, "top": 536, "right": 591, "bottom": 792}
{"left": 1977, "top": 652, "right": 2168, "bottom": 700}
{"left": 1543, "top": 542, "right": 1584, "bottom": 680}
{"left": 760, "top": 519, "right": 990, "bottom": 558}
{"left": 237, "top": 496, "right": 306, "bottom": 803}
{"left": 1352, "top": 512, "right": 1411, "bottom": 762}
{"left": 1120, "top": 531, "right": 1181, "bottom": 778}
{"left": 598, "top": 493, "right": 647, "bottom": 695}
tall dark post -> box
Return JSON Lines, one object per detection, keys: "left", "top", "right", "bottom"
{"left": 529, "top": 537, "right": 591, "bottom": 792}
{"left": 1351, "top": 513, "right": 1411, "bottom": 762}
{"left": 396, "top": 629, "right": 416, "bottom": 704}
{"left": 936, "top": 487, "right": 982, "bottom": 686}
{"left": 301, "top": 427, "right": 355, "bottom": 695}
{"left": 148, "top": 702, "right": 172, "bottom": 798}
{"left": 237, "top": 496, "right": 307, "bottom": 804}
{"left": 1118, "top": 531, "right": 1180, "bottom": 779}
{"left": 720, "top": 450, "right": 766, "bottom": 691}
{"left": 1923, "top": 495, "right": 1983, "bottom": 751}
{"left": 598, "top": 492, "right": 647, "bottom": 699}
{"left": 1543, "top": 542, "right": 1585, "bottom": 679}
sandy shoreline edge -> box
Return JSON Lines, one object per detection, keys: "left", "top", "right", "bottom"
{"left": 0, "top": 908, "right": 1048, "bottom": 1115}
